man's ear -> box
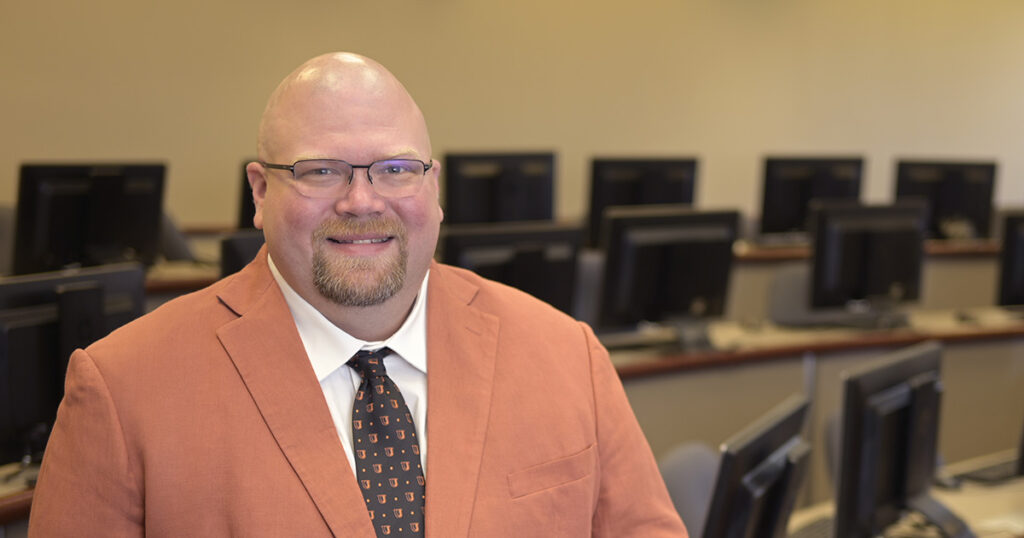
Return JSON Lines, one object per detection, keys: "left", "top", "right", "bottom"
{"left": 245, "top": 161, "right": 267, "bottom": 229}
{"left": 431, "top": 159, "right": 444, "bottom": 223}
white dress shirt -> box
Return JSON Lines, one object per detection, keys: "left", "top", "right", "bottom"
{"left": 268, "top": 256, "right": 429, "bottom": 476}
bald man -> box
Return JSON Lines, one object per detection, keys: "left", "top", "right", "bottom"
{"left": 29, "top": 53, "right": 687, "bottom": 537}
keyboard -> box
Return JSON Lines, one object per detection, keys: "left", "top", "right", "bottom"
{"left": 957, "top": 458, "right": 1021, "bottom": 484}
{"left": 789, "top": 515, "right": 833, "bottom": 538}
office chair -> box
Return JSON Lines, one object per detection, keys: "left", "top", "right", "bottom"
{"left": 658, "top": 441, "right": 719, "bottom": 536}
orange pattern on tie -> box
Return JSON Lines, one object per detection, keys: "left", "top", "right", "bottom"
{"left": 348, "top": 348, "right": 425, "bottom": 537}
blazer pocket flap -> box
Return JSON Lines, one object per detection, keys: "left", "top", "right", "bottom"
{"left": 507, "top": 444, "right": 596, "bottom": 499}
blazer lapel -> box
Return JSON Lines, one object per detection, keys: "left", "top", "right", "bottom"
{"left": 215, "top": 252, "right": 376, "bottom": 537}
{"left": 423, "top": 263, "right": 499, "bottom": 538}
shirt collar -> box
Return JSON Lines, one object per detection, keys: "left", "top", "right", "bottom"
{"left": 267, "top": 254, "right": 429, "bottom": 381}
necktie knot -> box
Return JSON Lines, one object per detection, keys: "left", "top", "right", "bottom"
{"left": 347, "top": 347, "right": 391, "bottom": 379}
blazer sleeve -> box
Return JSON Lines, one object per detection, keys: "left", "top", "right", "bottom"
{"left": 29, "top": 348, "right": 144, "bottom": 537}
{"left": 583, "top": 323, "right": 689, "bottom": 537}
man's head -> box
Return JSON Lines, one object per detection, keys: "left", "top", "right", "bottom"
{"left": 246, "top": 53, "right": 443, "bottom": 323}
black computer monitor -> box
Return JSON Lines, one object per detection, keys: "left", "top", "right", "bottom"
{"left": 834, "top": 341, "right": 973, "bottom": 538}
{"left": 220, "top": 229, "right": 265, "bottom": 278}
{"left": 238, "top": 159, "right": 257, "bottom": 230}
{"left": 759, "top": 157, "right": 863, "bottom": 236}
{"left": 997, "top": 211, "right": 1024, "bottom": 307}
{"left": 597, "top": 205, "right": 739, "bottom": 349}
{"left": 13, "top": 163, "right": 166, "bottom": 275}
{"left": 442, "top": 152, "right": 555, "bottom": 224}
{"left": 895, "top": 160, "right": 996, "bottom": 240}
{"left": 702, "top": 394, "right": 811, "bottom": 538}
{"left": 0, "top": 263, "right": 146, "bottom": 464}
{"left": 809, "top": 200, "right": 927, "bottom": 326}
{"left": 438, "top": 222, "right": 583, "bottom": 315}
{"left": 587, "top": 158, "right": 697, "bottom": 246}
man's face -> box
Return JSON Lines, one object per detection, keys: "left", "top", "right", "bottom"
{"left": 249, "top": 83, "right": 443, "bottom": 309}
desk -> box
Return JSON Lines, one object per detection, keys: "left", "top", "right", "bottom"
{"left": 613, "top": 307, "right": 1024, "bottom": 506}
{"left": 0, "top": 463, "right": 35, "bottom": 535}
{"left": 788, "top": 473, "right": 1024, "bottom": 536}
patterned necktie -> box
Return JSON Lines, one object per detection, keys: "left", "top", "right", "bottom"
{"left": 347, "top": 347, "right": 426, "bottom": 537}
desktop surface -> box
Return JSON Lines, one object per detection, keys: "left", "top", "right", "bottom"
{"left": 789, "top": 473, "right": 1024, "bottom": 537}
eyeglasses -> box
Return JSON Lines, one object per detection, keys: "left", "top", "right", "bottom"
{"left": 260, "top": 158, "right": 433, "bottom": 199}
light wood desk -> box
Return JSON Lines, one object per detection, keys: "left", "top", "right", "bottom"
{"left": 788, "top": 467, "right": 1024, "bottom": 537}
{"left": 613, "top": 307, "right": 1024, "bottom": 506}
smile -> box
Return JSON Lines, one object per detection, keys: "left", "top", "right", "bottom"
{"left": 328, "top": 237, "right": 393, "bottom": 245}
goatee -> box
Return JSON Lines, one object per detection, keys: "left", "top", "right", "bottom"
{"left": 311, "top": 217, "right": 408, "bottom": 306}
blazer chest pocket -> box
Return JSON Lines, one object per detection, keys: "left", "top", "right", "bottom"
{"left": 507, "top": 444, "right": 596, "bottom": 499}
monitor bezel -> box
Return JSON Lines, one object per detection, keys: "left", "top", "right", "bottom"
{"left": 442, "top": 152, "right": 556, "bottom": 224}
{"left": 702, "top": 394, "right": 811, "bottom": 538}
{"left": 597, "top": 204, "right": 739, "bottom": 332}
{"left": 587, "top": 157, "right": 698, "bottom": 247}
{"left": 759, "top": 156, "right": 864, "bottom": 236}
{"left": 895, "top": 160, "right": 997, "bottom": 240}
{"left": 13, "top": 162, "right": 166, "bottom": 275}
{"left": 438, "top": 221, "right": 584, "bottom": 315}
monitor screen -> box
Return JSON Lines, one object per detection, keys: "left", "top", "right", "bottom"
{"left": 442, "top": 152, "right": 555, "bottom": 224}
{"left": 895, "top": 160, "right": 996, "bottom": 240}
{"left": 587, "top": 158, "right": 697, "bottom": 247}
{"left": 997, "top": 212, "right": 1024, "bottom": 307}
{"left": 597, "top": 205, "right": 739, "bottom": 338}
{"left": 438, "top": 222, "right": 583, "bottom": 315}
{"left": 809, "top": 201, "right": 927, "bottom": 311}
{"left": 13, "top": 163, "right": 166, "bottom": 275}
{"left": 0, "top": 263, "right": 145, "bottom": 464}
{"left": 702, "top": 394, "right": 811, "bottom": 538}
{"left": 759, "top": 157, "right": 863, "bottom": 236}
{"left": 834, "top": 341, "right": 972, "bottom": 538}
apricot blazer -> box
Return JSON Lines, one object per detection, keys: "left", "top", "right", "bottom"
{"left": 29, "top": 251, "right": 687, "bottom": 537}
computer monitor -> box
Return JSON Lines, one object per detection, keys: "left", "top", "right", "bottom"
{"left": 438, "top": 222, "right": 583, "bottom": 315}
{"left": 809, "top": 200, "right": 927, "bottom": 327}
{"left": 238, "top": 159, "right": 257, "bottom": 230}
{"left": 759, "top": 157, "right": 863, "bottom": 237}
{"left": 13, "top": 163, "right": 166, "bottom": 275}
{"left": 597, "top": 205, "right": 739, "bottom": 349}
{"left": 895, "top": 160, "right": 996, "bottom": 240}
{"left": 443, "top": 152, "right": 555, "bottom": 224}
{"left": 702, "top": 394, "right": 811, "bottom": 538}
{"left": 587, "top": 158, "right": 697, "bottom": 246}
{"left": 997, "top": 211, "right": 1024, "bottom": 307}
{"left": 834, "top": 341, "right": 973, "bottom": 538}
{"left": 220, "top": 229, "right": 265, "bottom": 278}
{"left": 0, "top": 263, "right": 146, "bottom": 464}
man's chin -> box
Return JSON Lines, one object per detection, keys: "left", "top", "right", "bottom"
{"left": 313, "top": 262, "right": 405, "bottom": 307}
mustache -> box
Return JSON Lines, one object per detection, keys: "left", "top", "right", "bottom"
{"left": 313, "top": 216, "right": 407, "bottom": 241}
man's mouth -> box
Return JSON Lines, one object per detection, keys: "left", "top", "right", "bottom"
{"left": 328, "top": 237, "right": 393, "bottom": 245}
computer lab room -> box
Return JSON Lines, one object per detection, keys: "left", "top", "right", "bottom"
{"left": 2, "top": 1, "right": 1023, "bottom": 537}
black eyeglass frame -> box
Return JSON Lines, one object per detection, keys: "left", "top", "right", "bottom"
{"left": 259, "top": 158, "right": 434, "bottom": 183}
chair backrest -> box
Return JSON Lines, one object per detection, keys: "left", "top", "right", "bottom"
{"left": 658, "top": 441, "right": 719, "bottom": 537}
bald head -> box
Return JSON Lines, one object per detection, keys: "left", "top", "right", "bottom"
{"left": 257, "top": 52, "right": 431, "bottom": 162}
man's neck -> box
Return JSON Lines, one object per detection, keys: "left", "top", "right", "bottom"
{"left": 310, "top": 285, "right": 420, "bottom": 342}
{"left": 267, "top": 255, "right": 424, "bottom": 342}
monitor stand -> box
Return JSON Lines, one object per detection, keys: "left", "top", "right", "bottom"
{"left": 906, "top": 494, "right": 976, "bottom": 538}
{"left": 596, "top": 319, "right": 716, "bottom": 353}
{"left": 767, "top": 264, "right": 910, "bottom": 329}
{"left": 669, "top": 318, "right": 715, "bottom": 353}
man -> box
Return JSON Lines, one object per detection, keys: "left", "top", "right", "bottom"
{"left": 29, "top": 52, "right": 687, "bottom": 537}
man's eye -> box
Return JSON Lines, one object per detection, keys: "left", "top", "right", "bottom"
{"left": 300, "top": 167, "right": 342, "bottom": 178}
{"left": 380, "top": 162, "right": 416, "bottom": 175}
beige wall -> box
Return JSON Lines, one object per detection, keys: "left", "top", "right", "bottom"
{"left": 2, "top": 1, "right": 1023, "bottom": 228}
